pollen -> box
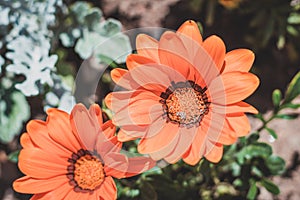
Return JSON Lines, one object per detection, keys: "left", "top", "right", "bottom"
{"left": 160, "top": 81, "right": 209, "bottom": 127}
{"left": 67, "top": 149, "right": 105, "bottom": 192}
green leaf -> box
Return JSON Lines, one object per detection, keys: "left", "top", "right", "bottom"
{"left": 84, "top": 8, "right": 102, "bottom": 31}
{"left": 247, "top": 180, "right": 257, "bottom": 200}
{"left": 237, "top": 142, "right": 272, "bottom": 164}
{"left": 265, "top": 127, "right": 278, "bottom": 139}
{"left": 251, "top": 166, "right": 263, "bottom": 177}
{"left": 71, "top": 2, "right": 91, "bottom": 24}
{"left": 266, "top": 156, "right": 285, "bottom": 175}
{"left": 288, "top": 13, "right": 300, "bottom": 24}
{"left": 275, "top": 114, "right": 298, "bottom": 120}
{"left": 287, "top": 25, "right": 299, "bottom": 36}
{"left": 254, "top": 113, "right": 265, "bottom": 123}
{"left": 247, "top": 133, "right": 260, "bottom": 144}
{"left": 281, "top": 103, "right": 300, "bottom": 109}
{"left": 284, "top": 71, "right": 300, "bottom": 103}
{"left": 8, "top": 150, "right": 20, "bottom": 163}
{"left": 96, "top": 18, "right": 122, "bottom": 37}
{"left": 75, "top": 28, "right": 131, "bottom": 62}
{"left": 276, "top": 35, "right": 285, "bottom": 49}
{"left": 233, "top": 178, "right": 242, "bottom": 187}
{"left": 0, "top": 91, "right": 30, "bottom": 143}
{"left": 272, "top": 89, "right": 282, "bottom": 107}
{"left": 59, "top": 32, "right": 75, "bottom": 47}
{"left": 260, "top": 179, "right": 280, "bottom": 195}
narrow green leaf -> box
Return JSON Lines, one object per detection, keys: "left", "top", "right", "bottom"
{"left": 8, "top": 150, "right": 20, "bottom": 163}
{"left": 247, "top": 180, "right": 258, "bottom": 200}
{"left": 247, "top": 133, "right": 260, "bottom": 144}
{"left": 288, "top": 13, "right": 300, "bottom": 24}
{"left": 237, "top": 142, "right": 272, "bottom": 164}
{"left": 260, "top": 179, "right": 280, "bottom": 195}
{"left": 275, "top": 114, "right": 298, "bottom": 120}
{"left": 251, "top": 166, "right": 263, "bottom": 177}
{"left": 254, "top": 113, "right": 265, "bottom": 123}
{"left": 284, "top": 71, "right": 300, "bottom": 103}
{"left": 277, "top": 35, "right": 285, "bottom": 49}
{"left": 266, "top": 156, "right": 285, "bottom": 175}
{"left": 265, "top": 127, "right": 278, "bottom": 139}
{"left": 287, "top": 25, "right": 299, "bottom": 36}
{"left": 197, "top": 22, "right": 204, "bottom": 36}
{"left": 272, "top": 89, "right": 282, "bottom": 107}
{"left": 281, "top": 103, "right": 300, "bottom": 109}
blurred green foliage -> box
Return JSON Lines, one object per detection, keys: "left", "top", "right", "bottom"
{"left": 0, "top": 0, "right": 131, "bottom": 144}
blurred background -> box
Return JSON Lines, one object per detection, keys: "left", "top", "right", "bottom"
{"left": 1, "top": 0, "right": 300, "bottom": 199}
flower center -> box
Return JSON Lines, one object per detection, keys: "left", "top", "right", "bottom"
{"left": 160, "top": 81, "right": 209, "bottom": 127}
{"left": 67, "top": 149, "right": 105, "bottom": 192}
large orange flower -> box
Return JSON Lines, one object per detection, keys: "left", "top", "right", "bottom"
{"left": 105, "top": 20, "right": 259, "bottom": 165}
{"left": 13, "top": 104, "right": 155, "bottom": 199}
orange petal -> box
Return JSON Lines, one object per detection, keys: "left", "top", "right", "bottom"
{"left": 101, "top": 120, "right": 116, "bottom": 139}
{"left": 105, "top": 90, "right": 151, "bottom": 113}
{"left": 13, "top": 175, "right": 67, "bottom": 194}
{"left": 129, "top": 64, "right": 179, "bottom": 92}
{"left": 204, "top": 142, "right": 223, "bottom": 163}
{"left": 47, "top": 108, "right": 82, "bottom": 152}
{"left": 89, "top": 104, "right": 103, "bottom": 125}
{"left": 111, "top": 68, "right": 128, "bottom": 84}
{"left": 117, "top": 131, "right": 137, "bottom": 141}
{"left": 104, "top": 92, "right": 113, "bottom": 109}
{"left": 209, "top": 72, "right": 259, "bottom": 105}
{"left": 117, "top": 128, "right": 142, "bottom": 142}
{"left": 113, "top": 100, "right": 162, "bottom": 126}
{"left": 212, "top": 101, "right": 258, "bottom": 115}
{"left": 182, "top": 125, "right": 207, "bottom": 165}
{"left": 20, "top": 133, "right": 35, "bottom": 149}
{"left": 104, "top": 152, "right": 128, "bottom": 178}
{"left": 18, "top": 148, "right": 68, "bottom": 179}
{"left": 138, "top": 123, "right": 179, "bottom": 154}
{"left": 158, "top": 31, "right": 195, "bottom": 80}
{"left": 177, "top": 20, "right": 203, "bottom": 61}
{"left": 164, "top": 126, "right": 197, "bottom": 164}
{"left": 96, "top": 126, "right": 121, "bottom": 158}
{"left": 177, "top": 20, "right": 203, "bottom": 45}
{"left": 126, "top": 54, "right": 156, "bottom": 70}
{"left": 97, "top": 176, "right": 117, "bottom": 200}
{"left": 110, "top": 68, "right": 141, "bottom": 90}
{"left": 26, "top": 120, "right": 70, "bottom": 157}
{"left": 193, "top": 44, "right": 220, "bottom": 87}
{"left": 30, "top": 182, "right": 72, "bottom": 199}
{"left": 227, "top": 114, "right": 251, "bottom": 137}
{"left": 202, "top": 35, "right": 226, "bottom": 72}
{"left": 149, "top": 133, "right": 180, "bottom": 161}
{"left": 136, "top": 34, "right": 159, "bottom": 62}
{"left": 70, "top": 104, "right": 99, "bottom": 150}
{"left": 64, "top": 187, "right": 88, "bottom": 200}
{"left": 223, "top": 49, "right": 255, "bottom": 73}
{"left": 201, "top": 111, "right": 237, "bottom": 145}
{"left": 125, "top": 157, "right": 156, "bottom": 177}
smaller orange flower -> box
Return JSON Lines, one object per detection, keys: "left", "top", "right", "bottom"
{"left": 219, "top": 0, "right": 242, "bottom": 9}
{"left": 13, "top": 104, "right": 155, "bottom": 200}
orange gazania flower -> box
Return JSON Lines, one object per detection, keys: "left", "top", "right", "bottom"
{"left": 13, "top": 104, "right": 155, "bottom": 199}
{"left": 105, "top": 20, "right": 259, "bottom": 165}
{"left": 219, "top": 0, "right": 242, "bottom": 9}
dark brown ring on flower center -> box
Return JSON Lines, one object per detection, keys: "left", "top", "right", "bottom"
{"left": 159, "top": 80, "right": 210, "bottom": 128}
{"left": 67, "top": 149, "right": 105, "bottom": 192}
